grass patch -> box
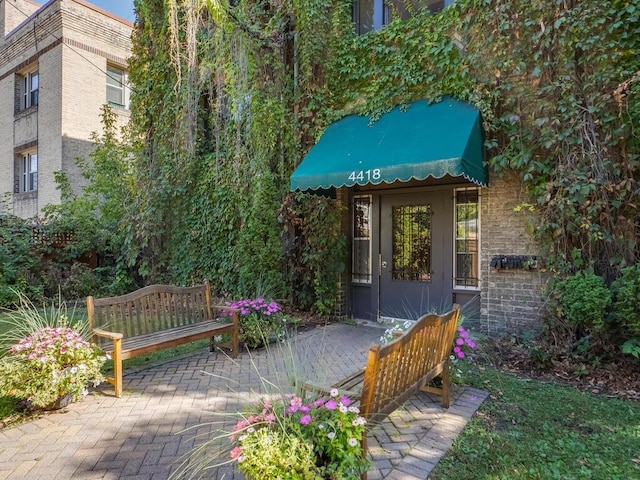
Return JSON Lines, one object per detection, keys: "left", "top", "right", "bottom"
{"left": 431, "top": 367, "right": 640, "bottom": 480}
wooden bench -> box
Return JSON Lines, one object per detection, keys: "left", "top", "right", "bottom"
{"left": 87, "top": 283, "right": 239, "bottom": 398}
{"left": 299, "top": 304, "right": 460, "bottom": 479}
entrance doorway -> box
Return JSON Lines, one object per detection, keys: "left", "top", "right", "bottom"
{"left": 378, "top": 192, "right": 453, "bottom": 320}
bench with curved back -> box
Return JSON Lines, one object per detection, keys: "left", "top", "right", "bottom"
{"left": 298, "top": 304, "right": 460, "bottom": 479}
{"left": 87, "top": 282, "right": 239, "bottom": 398}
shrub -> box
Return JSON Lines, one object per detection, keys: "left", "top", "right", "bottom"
{"left": 611, "top": 264, "right": 640, "bottom": 337}
{"left": 555, "top": 271, "right": 611, "bottom": 332}
{"left": 0, "top": 214, "right": 40, "bottom": 307}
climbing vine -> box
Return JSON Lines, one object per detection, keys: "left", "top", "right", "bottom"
{"left": 86, "top": 0, "right": 638, "bottom": 313}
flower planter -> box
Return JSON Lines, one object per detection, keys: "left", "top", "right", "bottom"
{"left": 44, "top": 393, "right": 74, "bottom": 411}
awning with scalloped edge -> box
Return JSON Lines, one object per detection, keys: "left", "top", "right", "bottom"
{"left": 290, "top": 98, "right": 487, "bottom": 192}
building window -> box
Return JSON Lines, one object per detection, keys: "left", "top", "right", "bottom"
{"left": 454, "top": 188, "right": 479, "bottom": 288}
{"left": 19, "top": 70, "right": 39, "bottom": 110}
{"left": 19, "top": 152, "right": 38, "bottom": 192}
{"left": 106, "top": 65, "right": 130, "bottom": 108}
{"left": 353, "top": 0, "right": 454, "bottom": 34}
{"left": 352, "top": 196, "right": 372, "bottom": 283}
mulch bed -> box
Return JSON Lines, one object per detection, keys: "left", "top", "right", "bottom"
{"left": 480, "top": 336, "right": 640, "bottom": 401}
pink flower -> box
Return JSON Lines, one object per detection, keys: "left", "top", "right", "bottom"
{"left": 230, "top": 446, "right": 243, "bottom": 460}
{"left": 233, "top": 419, "right": 249, "bottom": 432}
{"left": 299, "top": 414, "right": 312, "bottom": 425}
{"left": 456, "top": 338, "right": 464, "bottom": 346}
{"left": 456, "top": 351, "right": 465, "bottom": 359}
{"left": 340, "top": 396, "right": 352, "bottom": 406}
{"left": 324, "top": 399, "right": 337, "bottom": 411}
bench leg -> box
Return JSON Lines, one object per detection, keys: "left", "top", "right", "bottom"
{"left": 441, "top": 361, "right": 451, "bottom": 409}
{"left": 360, "top": 436, "right": 368, "bottom": 480}
{"left": 231, "top": 312, "right": 239, "bottom": 358}
{"left": 112, "top": 338, "right": 123, "bottom": 398}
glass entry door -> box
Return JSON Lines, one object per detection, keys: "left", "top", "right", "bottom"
{"left": 379, "top": 192, "right": 453, "bottom": 320}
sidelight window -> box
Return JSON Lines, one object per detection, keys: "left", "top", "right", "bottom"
{"left": 454, "top": 188, "right": 479, "bottom": 288}
{"left": 352, "top": 196, "right": 372, "bottom": 283}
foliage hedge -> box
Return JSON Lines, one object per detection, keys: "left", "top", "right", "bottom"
{"left": 6, "top": 1, "right": 638, "bottom": 321}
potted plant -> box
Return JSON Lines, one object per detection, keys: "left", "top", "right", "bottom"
{"left": 0, "top": 294, "right": 106, "bottom": 410}
{"left": 223, "top": 298, "right": 288, "bottom": 349}
{"left": 0, "top": 322, "right": 107, "bottom": 409}
{"left": 230, "top": 389, "right": 370, "bottom": 479}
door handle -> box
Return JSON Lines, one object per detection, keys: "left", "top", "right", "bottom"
{"left": 381, "top": 261, "right": 388, "bottom": 269}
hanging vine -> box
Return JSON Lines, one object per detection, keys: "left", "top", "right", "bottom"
{"left": 113, "top": 0, "right": 640, "bottom": 312}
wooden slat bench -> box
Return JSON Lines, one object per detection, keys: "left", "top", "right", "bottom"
{"left": 298, "top": 304, "right": 460, "bottom": 479}
{"left": 87, "top": 283, "right": 239, "bottom": 398}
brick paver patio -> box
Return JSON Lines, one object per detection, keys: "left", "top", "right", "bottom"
{"left": 0, "top": 323, "right": 487, "bottom": 479}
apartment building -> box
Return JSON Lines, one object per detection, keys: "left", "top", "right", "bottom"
{"left": 0, "top": 0, "right": 132, "bottom": 218}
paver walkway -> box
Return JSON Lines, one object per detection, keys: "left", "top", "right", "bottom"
{"left": 0, "top": 323, "right": 487, "bottom": 480}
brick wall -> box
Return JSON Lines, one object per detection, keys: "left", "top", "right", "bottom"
{"left": 0, "top": 0, "right": 41, "bottom": 39}
{"left": 0, "top": 0, "right": 132, "bottom": 218}
{"left": 480, "top": 172, "right": 548, "bottom": 334}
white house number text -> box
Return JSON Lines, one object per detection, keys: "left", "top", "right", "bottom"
{"left": 348, "top": 169, "right": 381, "bottom": 182}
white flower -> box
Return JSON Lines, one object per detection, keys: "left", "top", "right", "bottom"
{"left": 247, "top": 427, "right": 255, "bottom": 433}
{"left": 327, "top": 432, "right": 336, "bottom": 440}
{"left": 82, "top": 388, "right": 89, "bottom": 396}
{"left": 330, "top": 388, "right": 339, "bottom": 397}
{"left": 78, "top": 364, "right": 87, "bottom": 371}
{"left": 352, "top": 416, "right": 366, "bottom": 426}
{"left": 348, "top": 406, "right": 360, "bottom": 414}
{"left": 339, "top": 405, "right": 348, "bottom": 413}
{"left": 348, "top": 438, "right": 358, "bottom": 447}
{"left": 70, "top": 367, "right": 78, "bottom": 374}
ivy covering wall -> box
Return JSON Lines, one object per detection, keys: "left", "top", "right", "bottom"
{"left": 110, "top": 0, "right": 638, "bottom": 311}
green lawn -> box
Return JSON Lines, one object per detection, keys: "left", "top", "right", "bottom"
{"left": 431, "top": 366, "right": 640, "bottom": 480}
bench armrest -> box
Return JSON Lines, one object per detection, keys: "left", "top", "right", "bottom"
{"left": 93, "top": 328, "right": 124, "bottom": 340}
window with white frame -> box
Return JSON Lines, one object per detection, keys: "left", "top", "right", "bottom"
{"left": 352, "top": 195, "right": 372, "bottom": 283}
{"left": 353, "top": 0, "right": 454, "bottom": 34}
{"left": 19, "top": 152, "right": 38, "bottom": 193}
{"left": 19, "top": 69, "right": 39, "bottom": 110}
{"left": 106, "top": 65, "right": 130, "bottom": 108}
{"left": 454, "top": 188, "right": 479, "bottom": 288}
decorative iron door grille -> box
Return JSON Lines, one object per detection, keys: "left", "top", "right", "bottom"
{"left": 391, "top": 204, "right": 432, "bottom": 282}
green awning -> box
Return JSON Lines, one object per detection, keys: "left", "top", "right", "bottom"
{"left": 290, "top": 98, "right": 487, "bottom": 192}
